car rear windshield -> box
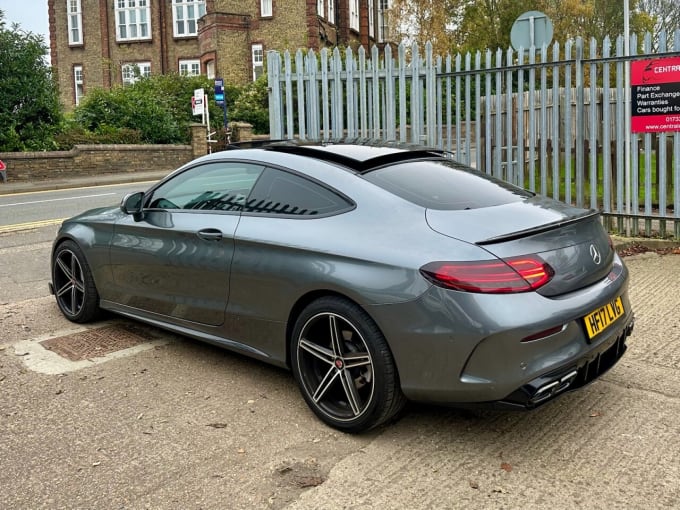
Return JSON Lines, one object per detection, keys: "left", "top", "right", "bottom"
{"left": 362, "top": 159, "right": 533, "bottom": 210}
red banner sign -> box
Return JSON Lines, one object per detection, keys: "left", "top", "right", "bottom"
{"left": 631, "top": 56, "right": 680, "bottom": 133}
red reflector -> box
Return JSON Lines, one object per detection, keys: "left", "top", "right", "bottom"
{"left": 420, "top": 256, "right": 554, "bottom": 294}
{"left": 522, "top": 324, "right": 565, "bottom": 342}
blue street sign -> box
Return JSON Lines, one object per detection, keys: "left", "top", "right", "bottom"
{"left": 214, "top": 78, "right": 229, "bottom": 132}
{"left": 215, "top": 78, "right": 225, "bottom": 106}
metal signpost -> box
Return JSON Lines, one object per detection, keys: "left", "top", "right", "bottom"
{"left": 192, "top": 87, "right": 214, "bottom": 146}
{"left": 214, "top": 78, "right": 230, "bottom": 143}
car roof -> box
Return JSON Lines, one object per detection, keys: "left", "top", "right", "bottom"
{"left": 226, "top": 138, "right": 450, "bottom": 173}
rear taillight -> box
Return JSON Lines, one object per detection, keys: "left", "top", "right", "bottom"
{"left": 420, "top": 256, "right": 554, "bottom": 294}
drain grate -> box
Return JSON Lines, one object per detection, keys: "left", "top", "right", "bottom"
{"left": 41, "top": 323, "right": 161, "bottom": 361}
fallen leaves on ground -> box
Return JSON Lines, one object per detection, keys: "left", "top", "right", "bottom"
{"left": 618, "top": 243, "right": 680, "bottom": 257}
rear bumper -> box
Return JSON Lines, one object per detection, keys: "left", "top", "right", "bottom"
{"left": 369, "top": 256, "right": 633, "bottom": 406}
{"left": 496, "top": 317, "right": 634, "bottom": 409}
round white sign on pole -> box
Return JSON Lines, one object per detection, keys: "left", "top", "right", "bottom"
{"left": 510, "top": 11, "right": 553, "bottom": 50}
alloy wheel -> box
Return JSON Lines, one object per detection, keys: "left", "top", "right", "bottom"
{"left": 296, "top": 312, "right": 375, "bottom": 422}
{"left": 54, "top": 248, "right": 86, "bottom": 317}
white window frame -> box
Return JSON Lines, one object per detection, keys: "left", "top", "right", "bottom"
{"left": 368, "top": 0, "right": 375, "bottom": 38}
{"left": 328, "top": 0, "right": 335, "bottom": 24}
{"left": 172, "top": 0, "right": 206, "bottom": 38}
{"left": 116, "top": 0, "right": 151, "bottom": 42}
{"left": 378, "top": 0, "right": 390, "bottom": 42}
{"left": 252, "top": 44, "right": 264, "bottom": 81}
{"left": 261, "top": 0, "right": 272, "bottom": 17}
{"left": 67, "top": 0, "right": 83, "bottom": 45}
{"left": 206, "top": 60, "right": 215, "bottom": 79}
{"left": 122, "top": 62, "right": 151, "bottom": 85}
{"left": 74, "top": 65, "right": 84, "bottom": 105}
{"left": 349, "top": 0, "right": 359, "bottom": 31}
{"left": 317, "top": 0, "right": 324, "bottom": 18}
{"left": 179, "top": 59, "right": 201, "bottom": 76}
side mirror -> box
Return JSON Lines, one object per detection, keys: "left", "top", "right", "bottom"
{"left": 121, "top": 192, "right": 145, "bottom": 219}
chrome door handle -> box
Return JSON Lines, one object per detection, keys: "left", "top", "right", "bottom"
{"left": 197, "top": 228, "right": 223, "bottom": 241}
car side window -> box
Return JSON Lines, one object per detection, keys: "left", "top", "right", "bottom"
{"left": 244, "top": 167, "right": 353, "bottom": 217}
{"left": 148, "top": 162, "right": 265, "bottom": 212}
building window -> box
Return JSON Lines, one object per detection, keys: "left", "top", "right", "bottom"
{"left": 179, "top": 59, "right": 201, "bottom": 76}
{"left": 67, "top": 0, "right": 83, "bottom": 45}
{"left": 378, "top": 0, "right": 390, "bottom": 42}
{"left": 74, "top": 65, "right": 84, "bottom": 105}
{"left": 368, "top": 0, "right": 375, "bottom": 38}
{"left": 252, "top": 44, "right": 264, "bottom": 81}
{"left": 328, "top": 0, "right": 334, "bottom": 24}
{"left": 173, "top": 0, "right": 206, "bottom": 37}
{"left": 261, "top": 0, "right": 272, "bottom": 17}
{"left": 122, "top": 62, "right": 151, "bottom": 85}
{"left": 349, "top": 0, "right": 359, "bottom": 31}
{"left": 206, "top": 60, "right": 215, "bottom": 79}
{"left": 116, "top": 0, "right": 151, "bottom": 41}
{"left": 317, "top": 0, "right": 324, "bottom": 18}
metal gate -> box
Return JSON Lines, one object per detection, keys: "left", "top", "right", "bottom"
{"left": 268, "top": 33, "right": 680, "bottom": 239}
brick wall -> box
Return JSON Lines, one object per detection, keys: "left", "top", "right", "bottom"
{"left": 0, "top": 123, "right": 259, "bottom": 182}
{"left": 0, "top": 145, "right": 193, "bottom": 182}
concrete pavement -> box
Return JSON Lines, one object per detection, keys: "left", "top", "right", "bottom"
{"left": 1, "top": 252, "right": 679, "bottom": 508}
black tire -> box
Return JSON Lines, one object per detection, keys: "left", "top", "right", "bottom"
{"left": 52, "top": 240, "right": 101, "bottom": 323}
{"left": 291, "top": 296, "right": 406, "bottom": 433}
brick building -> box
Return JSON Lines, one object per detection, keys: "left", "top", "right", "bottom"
{"left": 48, "top": 0, "right": 393, "bottom": 109}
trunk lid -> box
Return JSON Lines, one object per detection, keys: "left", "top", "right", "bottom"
{"left": 425, "top": 196, "right": 614, "bottom": 296}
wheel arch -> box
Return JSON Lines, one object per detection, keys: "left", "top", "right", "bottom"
{"left": 51, "top": 222, "right": 112, "bottom": 292}
{"left": 51, "top": 233, "right": 79, "bottom": 256}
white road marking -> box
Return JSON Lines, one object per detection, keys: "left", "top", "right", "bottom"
{"left": 0, "top": 192, "right": 116, "bottom": 207}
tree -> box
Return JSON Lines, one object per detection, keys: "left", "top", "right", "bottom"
{"left": 388, "top": 0, "right": 657, "bottom": 55}
{"left": 638, "top": 0, "right": 680, "bottom": 49}
{"left": 0, "top": 10, "right": 62, "bottom": 151}
{"left": 453, "top": 0, "right": 541, "bottom": 53}
{"left": 389, "top": 0, "right": 463, "bottom": 56}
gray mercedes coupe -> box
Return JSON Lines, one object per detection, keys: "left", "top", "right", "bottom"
{"left": 50, "top": 140, "right": 635, "bottom": 432}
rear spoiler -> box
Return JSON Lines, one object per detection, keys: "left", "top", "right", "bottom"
{"left": 475, "top": 209, "right": 600, "bottom": 246}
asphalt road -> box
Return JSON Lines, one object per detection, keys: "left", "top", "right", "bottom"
{"left": 0, "top": 182, "right": 153, "bottom": 227}
{"left": 1, "top": 185, "right": 679, "bottom": 509}
{"left": 0, "top": 184, "right": 156, "bottom": 303}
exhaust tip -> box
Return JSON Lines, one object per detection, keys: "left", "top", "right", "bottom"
{"left": 531, "top": 370, "right": 578, "bottom": 404}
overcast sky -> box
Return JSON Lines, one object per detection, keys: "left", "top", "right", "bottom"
{"left": 0, "top": 0, "right": 50, "bottom": 43}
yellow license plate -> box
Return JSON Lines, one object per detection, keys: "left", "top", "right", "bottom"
{"left": 583, "top": 297, "right": 624, "bottom": 339}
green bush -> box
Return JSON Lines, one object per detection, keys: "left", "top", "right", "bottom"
{"left": 72, "top": 85, "right": 185, "bottom": 144}
{"left": 54, "top": 122, "right": 142, "bottom": 149}
{"left": 231, "top": 75, "right": 270, "bottom": 134}
{"left": 67, "top": 72, "right": 270, "bottom": 145}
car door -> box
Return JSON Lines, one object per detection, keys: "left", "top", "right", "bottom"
{"left": 109, "top": 161, "right": 265, "bottom": 326}
{"left": 227, "top": 166, "right": 355, "bottom": 360}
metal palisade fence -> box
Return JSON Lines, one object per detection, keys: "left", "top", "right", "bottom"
{"left": 267, "top": 33, "right": 680, "bottom": 239}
